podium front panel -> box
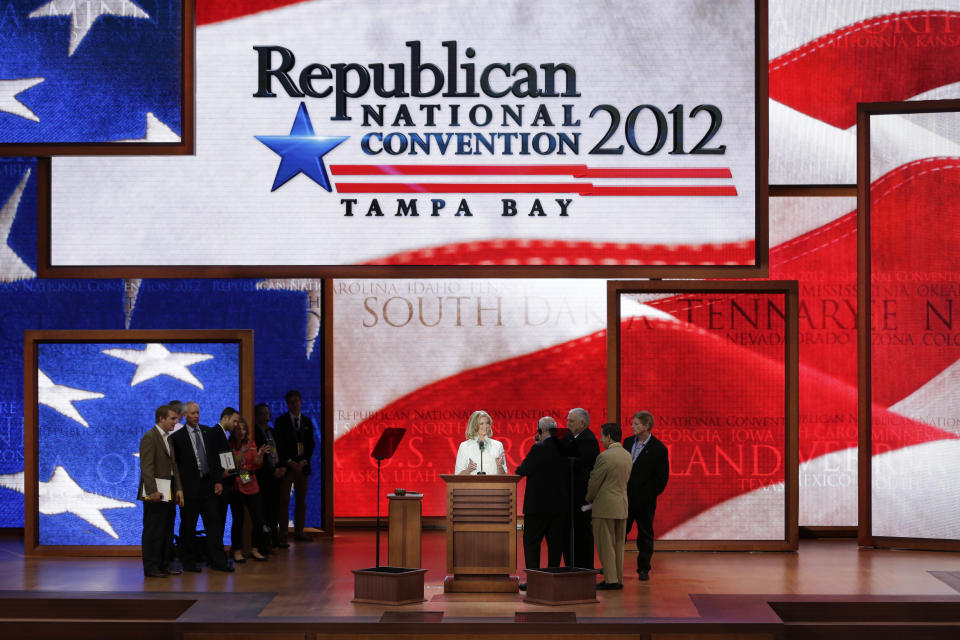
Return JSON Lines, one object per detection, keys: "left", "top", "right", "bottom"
{"left": 441, "top": 474, "right": 519, "bottom": 591}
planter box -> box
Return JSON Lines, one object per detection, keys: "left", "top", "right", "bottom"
{"left": 352, "top": 567, "right": 427, "bottom": 605}
{"left": 524, "top": 567, "right": 599, "bottom": 605}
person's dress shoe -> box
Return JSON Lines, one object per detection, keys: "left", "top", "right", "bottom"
{"left": 276, "top": 542, "right": 290, "bottom": 549}
{"left": 144, "top": 569, "right": 169, "bottom": 578}
{"left": 161, "top": 566, "right": 182, "bottom": 576}
{"left": 293, "top": 534, "right": 313, "bottom": 542}
{"left": 518, "top": 583, "right": 527, "bottom": 591}
{"left": 233, "top": 552, "right": 246, "bottom": 563}
{"left": 638, "top": 570, "right": 650, "bottom": 581}
{"left": 251, "top": 552, "right": 267, "bottom": 562}
{"left": 211, "top": 563, "right": 235, "bottom": 572}
{"left": 596, "top": 581, "right": 619, "bottom": 590}
{"left": 183, "top": 564, "right": 202, "bottom": 573}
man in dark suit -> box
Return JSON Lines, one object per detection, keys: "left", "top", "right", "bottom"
{"left": 210, "top": 407, "right": 242, "bottom": 562}
{"left": 623, "top": 410, "right": 670, "bottom": 581}
{"left": 253, "top": 402, "right": 283, "bottom": 550}
{"left": 170, "top": 401, "right": 232, "bottom": 572}
{"left": 139, "top": 404, "right": 184, "bottom": 578}
{"left": 274, "top": 390, "right": 316, "bottom": 543}
{"left": 562, "top": 407, "right": 599, "bottom": 569}
{"left": 517, "top": 416, "right": 569, "bottom": 573}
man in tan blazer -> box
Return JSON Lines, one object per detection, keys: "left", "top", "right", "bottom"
{"left": 585, "top": 422, "right": 633, "bottom": 589}
{"left": 139, "top": 404, "right": 184, "bottom": 578}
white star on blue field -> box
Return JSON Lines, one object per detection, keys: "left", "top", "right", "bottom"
{"left": 256, "top": 102, "right": 348, "bottom": 191}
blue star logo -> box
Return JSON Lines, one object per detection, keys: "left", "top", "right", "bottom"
{"left": 256, "top": 102, "right": 348, "bottom": 192}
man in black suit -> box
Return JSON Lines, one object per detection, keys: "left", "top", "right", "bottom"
{"left": 169, "top": 402, "right": 232, "bottom": 571}
{"left": 623, "top": 410, "right": 670, "bottom": 581}
{"left": 210, "top": 407, "right": 243, "bottom": 563}
{"left": 253, "top": 402, "right": 283, "bottom": 551}
{"left": 274, "top": 390, "right": 316, "bottom": 543}
{"left": 562, "top": 407, "right": 599, "bottom": 569}
{"left": 517, "top": 416, "right": 569, "bottom": 572}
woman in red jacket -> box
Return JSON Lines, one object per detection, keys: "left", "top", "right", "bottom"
{"left": 229, "top": 417, "right": 270, "bottom": 563}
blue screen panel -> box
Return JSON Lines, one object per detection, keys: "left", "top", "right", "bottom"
{"left": 36, "top": 341, "right": 239, "bottom": 545}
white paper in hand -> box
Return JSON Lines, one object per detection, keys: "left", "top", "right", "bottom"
{"left": 142, "top": 478, "right": 172, "bottom": 501}
{"left": 219, "top": 452, "right": 236, "bottom": 471}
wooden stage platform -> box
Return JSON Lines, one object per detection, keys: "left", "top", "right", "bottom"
{"left": 3, "top": 530, "right": 960, "bottom": 638}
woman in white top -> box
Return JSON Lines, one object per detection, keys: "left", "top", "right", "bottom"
{"left": 454, "top": 410, "right": 508, "bottom": 475}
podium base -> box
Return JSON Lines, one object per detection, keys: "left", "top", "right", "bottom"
{"left": 352, "top": 567, "right": 427, "bottom": 605}
{"left": 443, "top": 574, "right": 520, "bottom": 594}
{"left": 523, "top": 567, "right": 600, "bottom": 605}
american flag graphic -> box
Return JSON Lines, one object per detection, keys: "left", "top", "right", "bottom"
{"left": 0, "top": 0, "right": 182, "bottom": 144}
{"left": 769, "top": 1, "right": 960, "bottom": 184}
{"left": 0, "top": 159, "right": 326, "bottom": 531}
{"left": 31, "top": 341, "right": 238, "bottom": 545}
{"left": 2, "top": 1, "right": 960, "bottom": 541}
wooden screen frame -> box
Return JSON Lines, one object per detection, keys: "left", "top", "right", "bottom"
{"left": 857, "top": 99, "right": 960, "bottom": 551}
{"left": 36, "top": 0, "right": 767, "bottom": 278}
{"left": 606, "top": 279, "right": 799, "bottom": 551}
{"left": 0, "top": 0, "right": 195, "bottom": 157}
{"left": 23, "top": 329, "right": 254, "bottom": 556}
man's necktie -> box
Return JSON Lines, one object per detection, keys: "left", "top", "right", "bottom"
{"left": 192, "top": 427, "right": 208, "bottom": 475}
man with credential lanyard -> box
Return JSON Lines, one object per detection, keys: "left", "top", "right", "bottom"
{"left": 274, "top": 390, "right": 316, "bottom": 543}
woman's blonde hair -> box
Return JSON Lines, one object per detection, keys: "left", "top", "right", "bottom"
{"left": 465, "top": 410, "right": 493, "bottom": 440}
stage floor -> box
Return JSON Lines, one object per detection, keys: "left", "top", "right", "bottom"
{"left": 3, "top": 530, "right": 960, "bottom": 621}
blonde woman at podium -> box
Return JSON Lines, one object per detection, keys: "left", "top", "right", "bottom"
{"left": 455, "top": 410, "right": 508, "bottom": 475}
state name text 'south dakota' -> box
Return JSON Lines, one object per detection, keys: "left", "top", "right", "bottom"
{"left": 340, "top": 198, "right": 573, "bottom": 217}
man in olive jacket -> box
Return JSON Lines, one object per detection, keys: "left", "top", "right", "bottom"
{"left": 585, "top": 422, "right": 633, "bottom": 589}
{"left": 139, "top": 404, "right": 184, "bottom": 578}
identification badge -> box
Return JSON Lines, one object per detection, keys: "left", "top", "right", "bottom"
{"left": 297, "top": 442, "right": 304, "bottom": 456}
{"left": 239, "top": 470, "right": 252, "bottom": 484}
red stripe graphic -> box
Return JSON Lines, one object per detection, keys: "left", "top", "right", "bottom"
{"left": 770, "top": 11, "right": 960, "bottom": 129}
{"left": 198, "top": 0, "right": 310, "bottom": 25}
{"left": 336, "top": 183, "right": 737, "bottom": 196}
{"left": 330, "top": 164, "right": 733, "bottom": 178}
{"left": 364, "top": 238, "right": 754, "bottom": 266}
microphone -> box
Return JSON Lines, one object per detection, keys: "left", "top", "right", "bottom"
{"left": 477, "top": 439, "right": 486, "bottom": 474}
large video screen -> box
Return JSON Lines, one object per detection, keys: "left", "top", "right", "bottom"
{"left": 48, "top": 0, "right": 760, "bottom": 271}
{"left": 866, "top": 107, "right": 960, "bottom": 541}
{"left": 769, "top": 1, "right": 960, "bottom": 185}
{"left": 333, "top": 279, "right": 797, "bottom": 546}
{"left": 332, "top": 279, "right": 610, "bottom": 518}
{"left": 32, "top": 339, "right": 240, "bottom": 546}
{"left": 769, "top": 196, "right": 858, "bottom": 526}
{"left": 0, "top": 0, "right": 186, "bottom": 151}
{"left": 618, "top": 288, "right": 791, "bottom": 541}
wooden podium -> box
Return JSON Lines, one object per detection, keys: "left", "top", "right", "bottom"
{"left": 441, "top": 474, "right": 520, "bottom": 593}
{"left": 387, "top": 492, "right": 423, "bottom": 568}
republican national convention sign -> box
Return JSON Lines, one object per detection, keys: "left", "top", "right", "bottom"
{"left": 48, "top": 0, "right": 760, "bottom": 269}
